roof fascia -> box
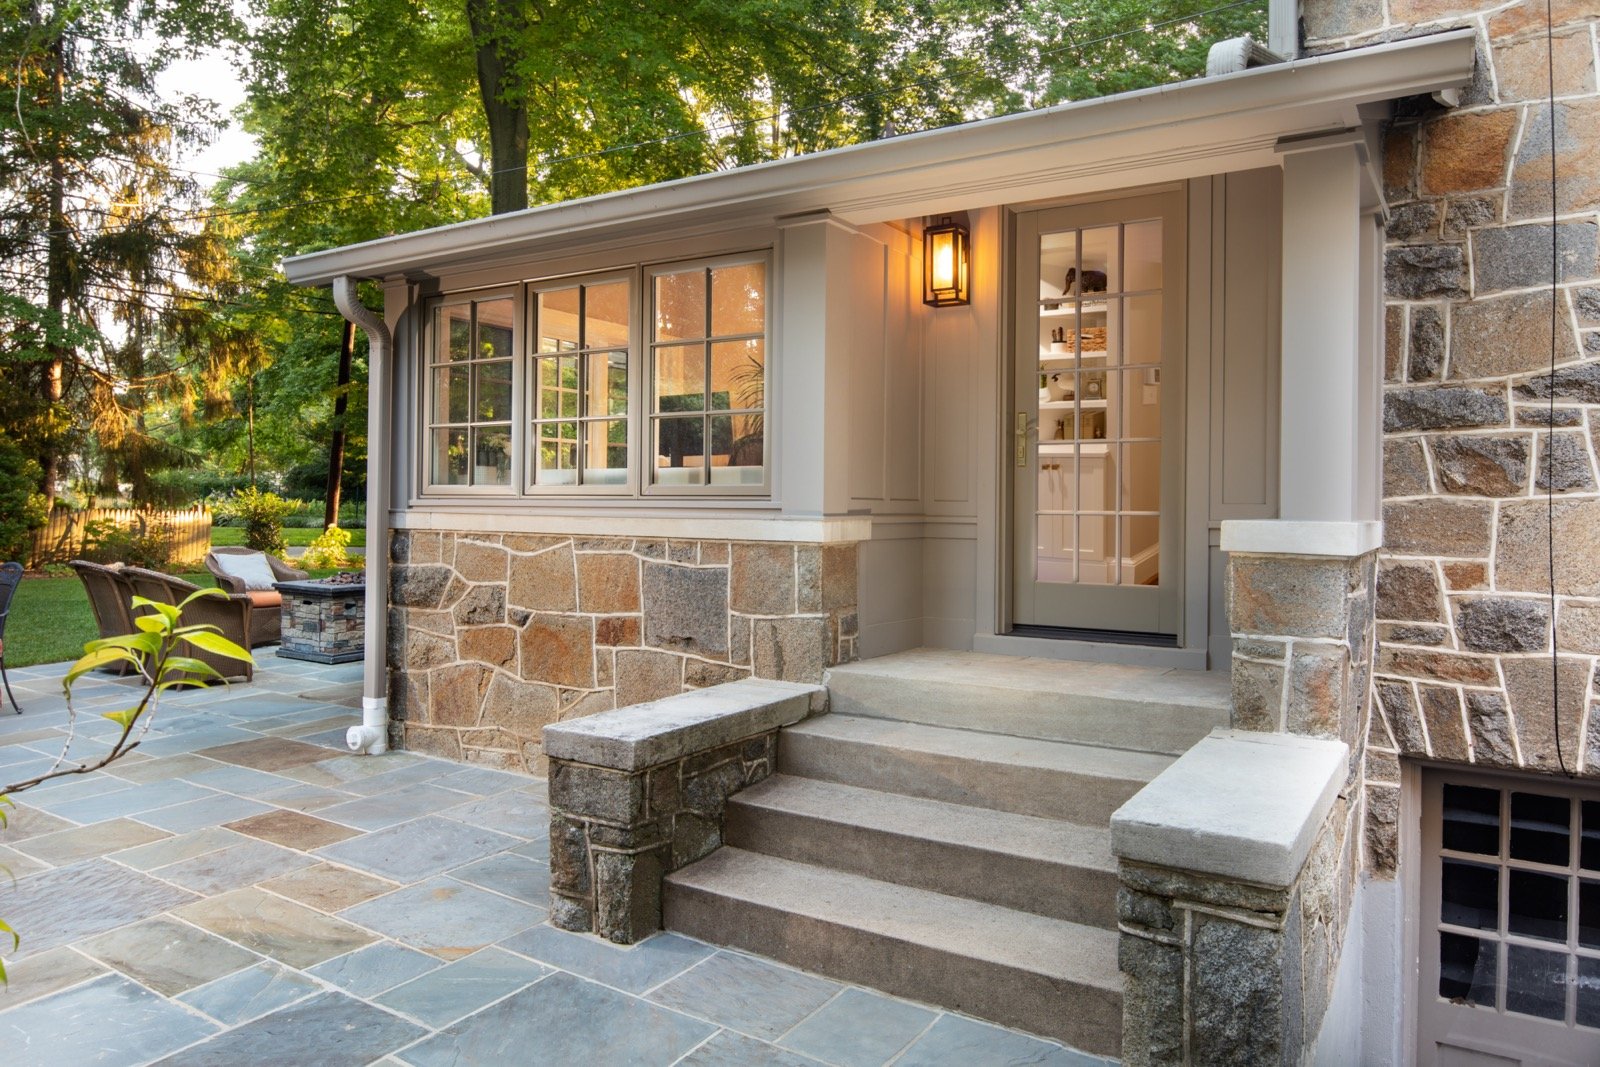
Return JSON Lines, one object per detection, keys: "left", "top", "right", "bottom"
{"left": 284, "top": 29, "right": 1474, "bottom": 288}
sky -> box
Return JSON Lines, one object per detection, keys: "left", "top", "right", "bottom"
{"left": 157, "top": 43, "right": 257, "bottom": 185}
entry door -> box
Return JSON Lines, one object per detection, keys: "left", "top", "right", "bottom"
{"left": 1011, "top": 192, "right": 1184, "bottom": 635}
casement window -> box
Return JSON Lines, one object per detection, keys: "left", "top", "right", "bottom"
{"left": 649, "top": 260, "right": 767, "bottom": 489}
{"left": 426, "top": 294, "right": 515, "bottom": 488}
{"left": 422, "top": 254, "right": 768, "bottom": 497}
{"left": 529, "top": 276, "right": 631, "bottom": 489}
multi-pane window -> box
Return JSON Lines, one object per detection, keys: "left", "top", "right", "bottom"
{"left": 530, "top": 279, "right": 630, "bottom": 487}
{"left": 422, "top": 256, "right": 767, "bottom": 495}
{"left": 1427, "top": 774, "right": 1600, "bottom": 1034}
{"left": 427, "top": 296, "right": 514, "bottom": 486}
{"left": 650, "top": 261, "right": 766, "bottom": 488}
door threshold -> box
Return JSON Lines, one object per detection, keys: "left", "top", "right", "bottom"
{"left": 974, "top": 631, "right": 1208, "bottom": 671}
{"left": 1009, "top": 624, "right": 1178, "bottom": 648}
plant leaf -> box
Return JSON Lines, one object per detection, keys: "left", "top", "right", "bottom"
{"left": 134, "top": 615, "right": 168, "bottom": 633}
{"left": 101, "top": 708, "right": 142, "bottom": 728}
{"left": 63, "top": 647, "right": 141, "bottom": 688}
{"left": 129, "top": 597, "right": 181, "bottom": 624}
{"left": 178, "top": 587, "right": 227, "bottom": 609}
{"left": 157, "top": 657, "right": 225, "bottom": 683}
{"left": 86, "top": 632, "right": 161, "bottom": 655}
{"left": 177, "top": 630, "right": 254, "bottom": 663}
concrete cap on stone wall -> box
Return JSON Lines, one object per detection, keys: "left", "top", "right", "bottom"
{"left": 1110, "top": 728, "right": 1348, "bottom": 887}
{"left": 543, "top": 678, "right": 822, "bottom": 771}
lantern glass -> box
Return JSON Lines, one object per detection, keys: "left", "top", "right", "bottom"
{"left": 923, "top": 218, "right": 969, "bottom": 307}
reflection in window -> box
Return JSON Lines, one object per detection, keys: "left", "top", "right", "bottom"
{"left": 531, "top": 280, "right": 629, "bottom": 487}
{"left": 428, "top": 298, "right": 514, "bottom": 487}
{"left": 651, "top": 262, "right": 766, "bottom": 487}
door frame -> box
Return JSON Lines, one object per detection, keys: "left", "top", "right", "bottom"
{"left": 1002, "top": 187, "right": 1189, "bottom": 640}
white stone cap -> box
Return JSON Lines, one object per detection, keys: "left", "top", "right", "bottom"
{"left": 1110, "top": 728, "right": 1349, "bottom": 888}
{"left": 542, "top": 678, "right": 822, "bottom": 771}
{"left": 1220, "top": 519, "right": 1382, "bottom": 559}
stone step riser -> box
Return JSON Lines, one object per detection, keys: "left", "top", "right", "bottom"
{"left": 826, "top": 672, "right": 1227, "bottom": 756}
{"left": 663, "top": 877, "right": 1121, "bottom": 1056}
{"left": 776, "top": 728, "right": 1146, "bottom": 825}
{"left": 723, "top": 798, "right": 1116, "bottom": 928}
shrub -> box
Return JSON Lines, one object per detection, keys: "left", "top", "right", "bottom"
{"left": 0, "top": 435, "right": 48, "bottom": 562}
{"left": 213, "top": 488, "right": 300, "bottom": 556}
{"left": 301, "top": 524, "right": 358, "bottom": 570}
{"left": 83, "top": 517, "right": 173, "bottom": 569}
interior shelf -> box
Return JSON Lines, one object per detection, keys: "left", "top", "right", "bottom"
{"left": 1039, "top": 351, "right": 1107, "bottom": 364}
{"left": 1040, "top": 442, "right": 1110, "bottom": 456}
{"left": 1039, "top": 399, "right": 1108, "bottom": 410}
{"left": 1038, "top": 303, "right": 1108, "bottom": 319}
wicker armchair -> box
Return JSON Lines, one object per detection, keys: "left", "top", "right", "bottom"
{"left": 204, "top": 547, "right": 308, "bottom": 648}
{"left": 0, "top": 561, "right": 21, "bottom": 712}
{"left": 119, "top": 567, "right": 255, "bottom": 683}
{"left": 68, "top": 560, "right": 139, "bottom": 675}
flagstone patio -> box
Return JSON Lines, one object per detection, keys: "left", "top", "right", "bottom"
{"left": 0, "top": 653, "right": 1102, "bottom": 1066}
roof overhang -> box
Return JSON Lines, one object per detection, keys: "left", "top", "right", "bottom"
{"left": 284, "top": 29, "right": 1475, "bottom": 288}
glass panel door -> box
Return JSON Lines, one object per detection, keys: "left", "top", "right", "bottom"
{"left": 1013, "top": 192, "right": 1183, "bottom": 635}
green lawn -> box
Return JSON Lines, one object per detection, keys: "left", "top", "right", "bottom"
{"left": 5, "top": 568, "right": 344, "bottom": 669}
{"left": 209, "top": 526, "right": 367, "bottom": 548}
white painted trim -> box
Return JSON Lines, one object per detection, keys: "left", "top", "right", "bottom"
{"left": 284, "top": 32, "right": 1474, "bottom": 287}
{"left": 1220, "top": 518, "right": 1382, "bottom": 557}
{"left": 391, "top": 509, "right": 872, "bottom": 543}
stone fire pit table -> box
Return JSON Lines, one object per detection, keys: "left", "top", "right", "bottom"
{"left": 274, "top": 575, "right": 366, "bottom": 663}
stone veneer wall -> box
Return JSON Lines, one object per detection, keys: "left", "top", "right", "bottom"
{"left": 1302, "top": 0, "right": 1600, "bottom": 873}
{"left": 385, "top": 530, "right": 858, "bottom": 772}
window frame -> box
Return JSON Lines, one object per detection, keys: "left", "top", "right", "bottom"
{"left": 642, "top": 251, "right": 772, "bottom": 499}
{"left": 420, "top": 285, "right": 523, "bottom": 496}
{"left": 524, "top": 269, "right": 639, "bottom": 498}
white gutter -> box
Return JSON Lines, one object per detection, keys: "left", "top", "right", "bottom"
{"left": 283, "top": 29, "right": 1473, "bottom": 288}
{"left": 331, "top": 276, "right": 393, "bottom": 756}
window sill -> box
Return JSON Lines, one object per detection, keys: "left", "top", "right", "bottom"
{"left": 391, "top": 507, "right": 871, "bottom": 544}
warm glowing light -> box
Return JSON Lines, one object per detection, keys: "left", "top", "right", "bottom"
{"left": 922, "top": 217, "right": 969, "bottom": 307}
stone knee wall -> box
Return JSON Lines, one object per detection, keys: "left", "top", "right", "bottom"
{"left": 1119, "top": 795, "right": 1362, "bottom": 1066}
{"left": 386, "top": 531, "right": 858, "bottom": 773}
{"left": 1303, "top": 1, "right": 1600, "bottom": 872}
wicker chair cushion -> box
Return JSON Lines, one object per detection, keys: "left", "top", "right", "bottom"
{"left": 213, "top": 552, "right": 278, "bottom": 591}
{"left": 245, "top": 590, "right": 283, "bottom": 608}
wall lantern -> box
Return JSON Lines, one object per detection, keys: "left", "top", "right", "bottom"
{"left": 922, "top": 216, "right": 970, "bottom": 307}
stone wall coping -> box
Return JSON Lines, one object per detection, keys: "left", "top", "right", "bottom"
{"left": 543, "top": 678, "right": 822, "bottom": 771}
{"left": 1110, "top": 728, "right": 1349, "bottom": 887}
{"left": 1220, "top": 519, "right": 1383, "bottom": 558}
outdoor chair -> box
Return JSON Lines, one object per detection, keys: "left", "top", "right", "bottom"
{"left": 119, "top": 566, "right": 255, "bottom": 683}
{"left": 0, "top": 561, "right": 22, "bottom": 713}
{"left": 68, "top": 560, "right": 139, "bottom": 676}
{"left": 204, "top": 547, "right": 308, "bottom": 648}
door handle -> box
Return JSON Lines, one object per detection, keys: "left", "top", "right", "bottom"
{"left": 1015, "top": 411, "right": 1029, "bottom": 468}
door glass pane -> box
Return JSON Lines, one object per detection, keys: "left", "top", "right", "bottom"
{"left": 1441, "top": 860, "right": 1499, "bottom": 931}
{"left": 1032, "top": 219, "right": 1160, "bottom": 596}
{"left": 1508, "top": 869, "right": 1568, "bottom": 941}
{"left": 1511, "top": 792, "right": 1571, "bottom": 865}
{"left": 1580, "top": 880, "right": 1600, "bottom": 948}
{"left": 585, "top": 282, "right": 629, "bottom": 349}
{"left": 1125, "top": 220, "right": 1163, "bottom": 291}
{"left": 1585, "top": 801, "right": 1600, "bottom": 870}
{"left": 1444, "top": 785, "right": 1500, "bottom": 855}
{"left": 1506, "top": 944, "right": 1568, "bottom": 1020}
{"left": 1579, "top": 957, "right": 1600, "bottom": 1028}
{"left": 1439, "top": 932, "right": 1496, "bottom": 1006}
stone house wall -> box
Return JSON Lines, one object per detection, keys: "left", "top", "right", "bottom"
{"left": 385, "top": 530, "right": 858, "bottom": 774}
{"left": 1302, "top": 0, "right": 1600, "bottom": 872}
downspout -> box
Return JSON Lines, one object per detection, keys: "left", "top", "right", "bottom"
{"left": 332, "top": 276, "right": 392, "bottom": 755}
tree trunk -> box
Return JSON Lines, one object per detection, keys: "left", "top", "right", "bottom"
{"left": 42, "top": 25, "right": 67, "bottom": 508}
{"left": 323, "top": 319, "right": 355, "bottom": 529}
{"left": 465, "top": 0, "right": 530, "bottom": 215}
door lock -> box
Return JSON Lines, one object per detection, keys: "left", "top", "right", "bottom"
{"left": 1015, "top": 411, "right": 1029, "bottom": 467}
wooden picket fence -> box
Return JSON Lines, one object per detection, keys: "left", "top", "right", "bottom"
{"left": 28, "top": 505, "right": 213, "bottom": 568}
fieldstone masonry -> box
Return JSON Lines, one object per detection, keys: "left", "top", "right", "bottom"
{"left": 385, "top": 530, "right": 857, "bottom": 773}
{"left": 1302, "top": 0, "right": 1600, "bottom": 873}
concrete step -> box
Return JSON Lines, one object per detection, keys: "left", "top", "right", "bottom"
{"left": 663, "top": 847, "right": 1121, "bottom": 1057}
{"left": 826, "top": 647, "right": 1229, "bottom": 755}
{"left": 725, "top": 774, "right": 1116, "bottom": 928}
{"left": 778, "top": 714, "right": 1171, "bottom": 826}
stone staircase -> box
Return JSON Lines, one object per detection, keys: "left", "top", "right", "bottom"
{"left": 662, "top": 649, "right": 1230, "bottom": 1059}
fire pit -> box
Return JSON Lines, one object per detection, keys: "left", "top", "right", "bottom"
{"left": 274, "top": 574, "right": 366, "bottom": 664}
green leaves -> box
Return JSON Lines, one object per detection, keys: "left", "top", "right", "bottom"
{"left": 175, "top": 630, "right": 252, "bottom": 664}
